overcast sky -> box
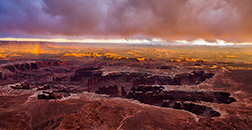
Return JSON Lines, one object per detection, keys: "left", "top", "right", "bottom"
{"left": 0, "top": 0, "right": 252, "bottom": 43}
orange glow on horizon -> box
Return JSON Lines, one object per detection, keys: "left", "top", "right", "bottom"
{"left": 35, "top": 43, "right": 40, "bottom": 55}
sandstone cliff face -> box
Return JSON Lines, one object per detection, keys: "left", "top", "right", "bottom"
{"left": 127, "top": 85, "right": 236, "bottom": 104}
{"left": 4, "top": 65, "right": 16, "bottom": 72}
{"left": 0, "top": 61, "right": 70, "bottom": 83}
{"left": 126, "top": 85, "right": 236, "bottom": 117}
{"left": 162, "top": 100, "right": 221, "bottom": 117}
{"left": 92, "top": 77, "right": 235, "bottom": 117}
{"left": 70, "top": 67, "right": 102, "bottom": 81}
{"left": 74, "top": 70, "right": 214, "bottom": 91}
{"left": 106, "top": 71, "right": 213, "bottom": 87}
{"left": 95, "top": 85, "right": 119, "bottom": 97}
{"left": 87, "top": 77, "right": 99, "bottom": 87}
{"left": 36, "top": 61, "right": 69, "bottom": 67}
{"left": 177, "top": 71, "right": 215, "bottom": 85}
{"left": 1, "top": 61, "right": 69, "bottom": 73}
{"left": 0, "top": 72, "right": 6, "bottom": 80}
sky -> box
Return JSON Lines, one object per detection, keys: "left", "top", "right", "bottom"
{"left": 0, "top": 0, "right": 252, "bottom": 43}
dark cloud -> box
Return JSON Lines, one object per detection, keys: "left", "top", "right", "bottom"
{"left": 0, "top": 0, "right": 252, "bottom": 42}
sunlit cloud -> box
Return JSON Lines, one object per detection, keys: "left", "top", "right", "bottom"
{"left": 175, "top": 39, "right": 252, "bottom": 46}
{"left": 1, "top": 37, "right": 252, "bottom": 46}
{"left": 0, "top": 37, "right": 152, "bottom": 44}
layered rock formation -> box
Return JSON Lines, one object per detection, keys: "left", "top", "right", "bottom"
{"left": 70, "top": 67, "right": 102, "bottom": 81}
{"left": 85, "top": 70, "right": 214, "bottom": 89}
{"left": 162, "top": 100, "right": 221, "bottom": 117}
{"left": 125, "top": 85, "right": 236, "bottom": 117}
{"left": 1, "top": 61, "right": 69, "bottom": 72}
{"left": 95, "top": 85, "right": 119, "bottom": 97}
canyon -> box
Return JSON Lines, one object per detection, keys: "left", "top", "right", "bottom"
{"left": 0, "top": 42, "right": 251, "bottom": 129}
{"left": 0, "top": 58, "right": 251, "bottom": 130}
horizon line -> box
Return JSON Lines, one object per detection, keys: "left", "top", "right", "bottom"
{"left": 0, "top": 37, "right": 252, "bottom": 46}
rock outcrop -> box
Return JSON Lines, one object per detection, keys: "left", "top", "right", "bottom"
{"left": 38, "top": 85, "right": 50, "bottom": 90}
{"left": 37, "top": 90, "right": 55, "bottom": 99}
{"left": 95, "top": 85, "right": 119, "bottom": 97}
{"left": 10, "top": 82, "right": 30, "bottom": 89}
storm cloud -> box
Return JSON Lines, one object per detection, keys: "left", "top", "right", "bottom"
{"left": 0, "top": 0, "right": 252, "bottom": 42}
